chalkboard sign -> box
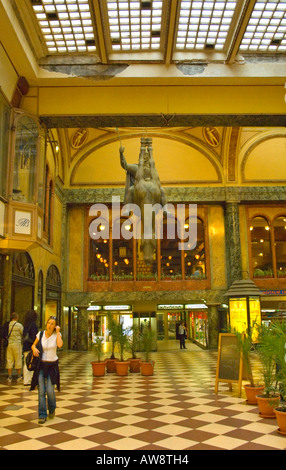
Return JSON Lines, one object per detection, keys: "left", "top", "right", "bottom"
{"left": 215, "top": 333, "right": 243, "bottom": 397}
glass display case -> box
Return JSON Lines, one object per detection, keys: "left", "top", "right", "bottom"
{"left": 0, "top": 92, "right": 11, "bottom": 199}
{"left": 0, "top": 110, "right": 47, "bottom": 251}
{"left": 13, "top": 115, "right": 38, "bottom": 203}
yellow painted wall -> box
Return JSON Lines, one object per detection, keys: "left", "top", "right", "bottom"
{"left": 0, "top": 43, "right": 18, "bottom": 102}
{"left": 71, "top": 135, "right": 220, "bottom": 186}
{"left": 208, "top": 206, "right": 227, "bottom": 289}
{"left": 243, "top": 137, "right": 286, "bottom": 182}
{"left": 38, "top": 85, "right": 286, "bottom": 116}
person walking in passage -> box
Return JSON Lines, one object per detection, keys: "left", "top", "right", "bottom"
{"left": 178, "top": 322, "right": 187, "bottom": 350}
{"left": 31, "top": 316, "right": 63, "bottom": 424}
{"left": 6, "top": 313, "right": 24, "bottom": 383}
{"left": 23, "top": 310, "right": 38, "bottom": 386}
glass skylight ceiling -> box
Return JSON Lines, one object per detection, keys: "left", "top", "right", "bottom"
{"left": 28, "top": 0, "right": 286, "bottom": 58}
{"left": 175, "top": 1, "right": 238, "bottom": 51}
{"left": 106, "top": 1, "right": 163, "bottom": 51}
{"left": 240, "top": 1, "right": 286, "bottom": 52}
{"left": 31, "top": 0, "right": 96, "bottom": 53}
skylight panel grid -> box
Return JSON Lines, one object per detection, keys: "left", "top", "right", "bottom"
{"left": 31, "top": 0, "right": 96, "bottom": 53}
{"left": 240, "top": 1, "right": 286, "bottom": 52}
{"left": 106, "top": 1, "right": 163, "bottom": 52}
{"left": 175, "top": 1, "right": 238, "bottom": 51}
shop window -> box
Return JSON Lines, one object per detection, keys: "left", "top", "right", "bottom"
{"left": 161, "top": 218, "right": 182, "bottom": 280}
{"left": 0, "top": 93, "right": 10, "bottom": 199}
{"left": 184, "top": 217, "right": 206, "bottom": 279}
{"left": 11, "top": 253, "right": 35, "bottom": 322}
{"left": 274, "top": 216, "right": 286, "bottom": 278}
{"left": 251, "top": 216, "right": 273, "bottom": 278}
{"left": 136, "top": 237, "right": 158, "bottom": 280}
{"left": 112, "top": 218, "right": 133, "bottom": 281}
{"left": 12, "top": 252, "right": 35, "bottom": 280}
{"left": 13, "top": 116, "right": 38, "bottom": 203}
{"left": 89, "top": 219, "right": 110, "bottom": 280}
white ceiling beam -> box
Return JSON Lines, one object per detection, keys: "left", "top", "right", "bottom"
{"left": 91, "top": 0, "right": 108, "bottom": 64}
{"left": 165, "top": 0, "right": 180, "bottom": 65}
{"left": 226, "top": 0, "right": 257, "bottom": 64}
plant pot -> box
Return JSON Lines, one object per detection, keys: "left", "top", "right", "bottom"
{"left": 115, "top": 361, "right": 130, "bottom": 376}
{"left": 129, "top": 359, "right": 141, "bottom": 373}
{"left": 91, "top": 361, "right": 106, "bottom": 377}
{"left": 256, "top": 394, "right": 280, "bottom": 418}
{"left": 105, "top": 358, "right": 118, "bottom": 373}
{"left": 244, "top": 384, "right": 265, "bottom": 405}
{"left": 275, "top": 407, "right": 286, "bottom": 435}
{"left": 141, "top": 361, "right": 155, "bottom": 376}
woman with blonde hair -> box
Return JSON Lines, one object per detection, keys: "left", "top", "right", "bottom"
{"left": 31, "top": 316, "right": 63, "bottom": 424}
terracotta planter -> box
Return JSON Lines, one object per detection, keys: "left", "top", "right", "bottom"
{"left": 91, "top": 361, "right": 106, "bottom": 377}
{"left": 105, "top": 358, "right": 118, "bottom": 373}
{"left": 244, "top": 384, "right": 265, "bottom": 405}
{"left": 115, "top": 361, "right": 130, "bottom": 376}
{"left": 256, "top": 394, "right": 280, "bottom": 418}
{"left": 141, "top": 361, "right": 155, "bottom": 376}
{"left": 129, "top": 359, "right": 141, "bottom": 373}
{"left": 275, "top": 407, "right": 286, "bottom": 435}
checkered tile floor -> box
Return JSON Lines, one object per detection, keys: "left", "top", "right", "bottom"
{"left": 1, "top": 343, "right": 286, "bottom": 450}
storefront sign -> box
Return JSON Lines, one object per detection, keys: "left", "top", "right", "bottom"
{"left": 103, "top": 305, "right": 131, "bottom": 311}
{"left": 14, "top": 210, "right": 31, "bottom": 235}
{"left": 157, "top": 304, "right": 184, "bottom": 310}
{"left": 262, "top": 290, "right": 286, "bottom": 295}
{"left": 46, "top": 290, "right": 61, "bottom": 300}
{"left": 185, "top": 304, "right": 208, "bottom": 309}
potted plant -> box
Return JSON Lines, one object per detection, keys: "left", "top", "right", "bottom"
{"left": 127, "top": 324, "right": 141, "bottom": 373}
{"left": 256, "top": 323, "right": 280, "bottom": 418}
{"left": 140, "top": 324, "right": 156, "bottom": 376}
{"left": 90, "top": 336, "right": 106, "bottom": 377}
{"left": 105, "top": 313, "right": 119, "bottom": 373}
{"left": 234, "top": 327, "right": 264, "bottom": 404}
{"left": 115, "top": 323, "right": 130, "bottom": 376}
{"left": 271, "top": 321, "right": 286, "bottom": 434}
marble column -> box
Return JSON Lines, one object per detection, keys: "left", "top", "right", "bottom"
{"left": 207, "top": 303, "right": 220, "bottom": 350}
{"left": 76, "top": 305, "right": 89, "bottom": 351}
{"left": 224, "top": 202, "right": 242, "bottom": 287}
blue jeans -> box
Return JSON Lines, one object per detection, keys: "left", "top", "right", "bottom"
{"left": 38, "top": 368, "right": 56, "bottom": 419}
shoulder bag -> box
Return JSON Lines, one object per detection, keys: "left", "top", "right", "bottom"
{"left": 26, "top": 331, "right": 44, "bottom": 371}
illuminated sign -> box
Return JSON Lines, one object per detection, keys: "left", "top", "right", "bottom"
{"left": 157, "top": 304, "right": 184, "bottom": 310}
{"left": 185, "top": 304, "right": 208, "bottom": 310}
{"left": 103, "top": 305, "right": 132, "bottom": 311}
{"left": 229, "top": 296, "right": 261, "bottom": 342}
{"left": 229, "top": 298, "right": 248, "bottom": 334}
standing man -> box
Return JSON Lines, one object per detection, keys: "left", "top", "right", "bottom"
{"left": 6, "top": 313, "right": 24, "bottom": 383}
{"left": 178, "top": 322, "right": 187, "bottom": 350}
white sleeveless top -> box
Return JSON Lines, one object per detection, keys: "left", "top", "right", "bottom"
{"left": 37, "top": 331, "right": 61, "bottom": 362}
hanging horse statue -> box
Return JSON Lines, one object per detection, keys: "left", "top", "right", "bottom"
{"left": 119, "top": 137, "right": 167, "bottom": 264}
